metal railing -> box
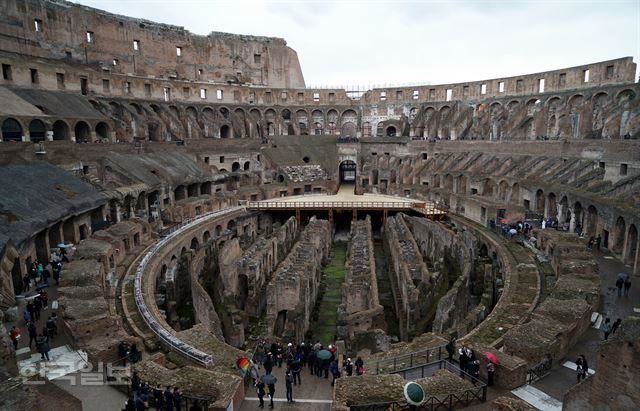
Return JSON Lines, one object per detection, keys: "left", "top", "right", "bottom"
{"left": 527, "top": 355, "right": 553, "bottom": 384}
{"left": 133, "top": 206, "right": 245, "bottom": 367}
{"left": 371, "top": 345, "right": 447, "bottom": 374}
{"left": 353, "top": 360, "right": 486, "bottom": 411}
{"left": 247, "top": 200, "right": 426, "bottom": 210}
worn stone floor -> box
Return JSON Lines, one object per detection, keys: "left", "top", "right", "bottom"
{"left": 239, "top": 361, "right": 334, "bottom": 411}
{"left": 504, "top": 245, "right": 639, "bottom": 410}
{"left": 267, "top": 183, "right": 417, "bottom": 204}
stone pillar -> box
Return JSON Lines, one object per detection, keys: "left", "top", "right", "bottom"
{"left": 557, "top": 203, "right": 565, "bottom": 224}
{"left": 633, "top": 240, "right": 639, "bottom": 275}
{"left": 45, "top": 130, "right": 53, "bottom": 141}
{"left": 23, "top": 133, "right": 30, "bottom": 142}
{"left": 543, "top": 198, "right": 549, "bottom": 219}
{"left": 569, "top": 209, "right": 576, "bottom": 233}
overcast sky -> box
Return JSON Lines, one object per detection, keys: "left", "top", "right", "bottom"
{"left": 74, "top": 0, "right": 640, "bottom": 88}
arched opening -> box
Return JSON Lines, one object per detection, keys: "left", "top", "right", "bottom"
{"left": 203, "top": 231, "right": 211, "bottom": 243}
{"left": 1, "top": 118, "right": 22, "bottom": 142}
{"left": 147, "top": 122, "right": 159, "bottom": 141}
{"left": 626, "top": 225, "right": 638, "bottom": 265}
{"left": 237, "top": 274, "right": 249, "bottom": 310}
{"left": 586, "top": 205, "right": 598, "bottom": 237}
{"left": 510, "top": 183, "right": 520, "bottom": 203}
{"left": 232, "top": 162, "right": 240, "bottom": 172}
{"left": 341, "top": 122, "right": 356, "bottom": 137}
{"left": 547, "top": 192, "right": 557, "bottom": 219}
{"left": 74, "top": 121, "right": 91, "bottom": 143}
{"left": 95, "top": 122, "right": 110, "bottom": 140}
{"left": 339, "top": 160, "right": 357, "bottom": 183}
{"left": 612, "top": 216, "right": 626, "bottom": 254}
{"left": 52, "top": 120, "right": 70, "bottom": 141}
{"left": 483, "top": 179, "right": 495, "bottom": 197}
{"left": 243, "top": 161, "right": 250, "bottom": 171}
{"left": 215, "top": 225, "right": 222, "bottom": 237}
{"left": 227, "top": 220, "right": 236, "bottom": 233}
{"left": 174, "top": 185, "right": 186, "bottom": 201}
{"left": 220, "top": 125, "right": 230, "bottom": 139}
{"left": 190, "top": 237, "right": 199, "bottom": 250}
{"left": 497, "top": 181, "right": 509, "bottom": 201}
{"left": 28, "top": 119, "right": 46, "bottom": 142}
{"left": 535, "top": 189, "right": 545, "bottom": 213}
{"left": 386, "top": 126, "right": 397, "bottom": 137}
{"left": 573, "top": 202, "right": 584, "bottom": 233}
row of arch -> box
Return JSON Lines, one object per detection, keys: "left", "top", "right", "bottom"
{"left": 0, "top": 117, "right": 111, "bottom": 142}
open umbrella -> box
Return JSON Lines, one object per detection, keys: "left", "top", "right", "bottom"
{"left": 261, "top": 373, "right": 277, "bottom": 386}
{"left": 316, "top": 349, "right": 332, "bottom": 360}
{"left": 484, "top": 352, "right": 499, "bottom": 365}
{"left": 236, "top": 357, "right": 250, "bottom": 376}
{"left": 57, "top": 243, "right": 67, "bottom": 248}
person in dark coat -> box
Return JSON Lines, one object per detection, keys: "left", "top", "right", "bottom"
{"left": 173, "top": 387, "right": 183, "bottom": 411}
{"left": 487, "top": 361, "right": 495, "bottom": 386}
{"left": 446, "top": 337, "right": 456, "bottom": 362}
{"left": 285, "top": 370, "right": 294, "bottom": 403}
{"left": 355, "top": 357, "right": 364, "bottom": 375}
{"left": 164, "top": 386, "right": 174, "bottom": 411}
{"left": 263, "top": 354, "right": 273, "bottom": 375}
{"left": 255, "top": 378, "right": 266, "bottom": 409}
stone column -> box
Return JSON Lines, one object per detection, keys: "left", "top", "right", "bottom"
{"left": 557, "top": 203, "right": 565, "bottom": 224}
{"left": 633, "top": 240, "right": 639, "bottom": 275}
{"left": 569, "top": 209, "right": 576, "bottom": 233}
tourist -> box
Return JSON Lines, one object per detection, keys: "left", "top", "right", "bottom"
{"left": 307, "top": 350, "right": 316, "bottom": 375}
{"left": 611, "top": 318, "right": 622, "bottom": 334}
{"left": 355, "top": 357, "right": 364, "bottom": 375}
{"left": 344, "top": 358, "right": 353, "bottom": 376}
{"left": 486, "top": 361, "right": 495, "bottom": 386}
{"left": 33, "top": 296, "right": 42, "bottom": 321}
{"left": 255, "top": 377, "right": 266, "bottom": 409}
{"left": 446, "top": 337, "right": 456, "bottom": 362}
{"left": 118, "top": 341, "right": 130, "bottom": 365}
{"left": 40, "top": 290, "right": 48, "bottom": 309}
{"left": 42, "top": 265, "right": 51, "bottom": 286}
{"left": 285, "top": 370, "right": 294, "bottom": 403}
{"left": 27, "top": 321, "right": 37, "bottom": 348}
{"left": 330, "top": 359, "right": 341, "bottom": 386}
{"left": 458, "top": 347, "right": 468, "bottom": 376}
{"left": 616, "top": 277, "right": 624, "bottom": 297}
{"left": 130, "top": 343, "right": 141, "bottom": 363}
{"left": 575, "top": 356, "right": 584, "bottom": 382}
{"left": 45, "top": 316, "right": 57, "bottom": 339}
{"left": 36, "top": 333, "right": 50, "bottom": 361}
{"left": 27, "top": 300, "right": 35, "bottom": 322}
{"left": 153, "top": 384, "right": 164, "bottom": 410}
{"left": 164, "top": 386, "right": 174, "bottom": 411}
{"left": 173, "top": 387, "right": 183, "bottom": 411}
{"left": 624, "top": 277, "right": 631, "bottom": 296}
{"left": 263, "top": 374, "right": 277, "bottom": 409}
{"left": 596, "top": 234, "right": 602, "bottom": 250}
{"left": 580, "top": 355, "right": 588, "bottom": 380}
{"left": 23, "top": 309, "right": 30, "bottom": 324}
{"left": 263, "top": 353, "right": 273, "bottom": 375}
{"left": 9, "top": 326, "right": 21, "bottom": 350}
{"left": 468, "top": 360, "right": 480, "bottom": 384}
{"left": 53, "top": 262, "right": 62, "bottom": 285}
{"left": 22, "top": 273, "right": 31, "bottom": 293}
{"left": 602, "top": 318, "right": 612, "bottom": 340}
{"left": 587, "top": 237, "right": 594, "bottom": 251}
{"left": 291, "top": 356, "right": 302, "bottom": 385}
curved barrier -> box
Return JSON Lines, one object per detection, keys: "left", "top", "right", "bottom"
{"left": 133, "top": 206, "right": 244, "bottom": 367}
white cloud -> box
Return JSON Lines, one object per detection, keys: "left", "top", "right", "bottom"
{"left": 74, "top": 0, "right": 639, "bottom": 87}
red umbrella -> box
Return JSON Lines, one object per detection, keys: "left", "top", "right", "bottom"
{"left": 485, "top": 352, "right": 499, "bottom": 365}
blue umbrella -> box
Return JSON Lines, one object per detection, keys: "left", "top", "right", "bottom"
{"left": 317, "top": 349, "right": 332, "bottom": 360}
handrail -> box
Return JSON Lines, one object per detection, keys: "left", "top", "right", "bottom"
{"left": 133, "top": 206, "right": 245, "bottom": 367}
{"left": 351, "top": 360, "right": 487, "bottom": 411}
{"left": 371, "top": 344, "right": 448, "bottom": 374}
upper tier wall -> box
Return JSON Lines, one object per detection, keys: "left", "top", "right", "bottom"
{"left": 0, "top": 0, "right": 305, "bottom": 88}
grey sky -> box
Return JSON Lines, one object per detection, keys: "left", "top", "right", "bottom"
{"left": 74, "top": 0, "right": 640, "bottom": 87}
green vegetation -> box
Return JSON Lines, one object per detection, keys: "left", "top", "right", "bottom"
{"left": 310, "top": 242, "right": 347, "bottom": 344}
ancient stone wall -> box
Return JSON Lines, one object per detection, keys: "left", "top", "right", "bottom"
{"left": 337, "top": 215, "right": 384, "bottom": 345}
{"left": 265, "top": 217, "right": 331, "bottom": 341}
{"left": 0, "top": 0, "right": 305, "bottom": 88}
{"left": 383, "top": 213, "right": 441, "bottom": 340}
{"left": 563, "top": 316, "right": 640, "bottom": 410}
{"left": 502, "top": 229, "right": 600, "bottom": 365}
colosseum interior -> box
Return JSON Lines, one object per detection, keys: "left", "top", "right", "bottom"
{"left": 0, "top": 1, "right": 639, "bottom": 410}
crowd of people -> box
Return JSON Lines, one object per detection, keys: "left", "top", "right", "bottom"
{"left": 123, "top": 372, "right": 204, "bottom": 411}
{"left": 9, "top": 250, "right": 67, "bottom": 361}
{"left": 250, "top": 339, "right": 364, "bottom": 408}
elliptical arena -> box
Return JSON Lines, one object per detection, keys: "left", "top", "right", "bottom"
{"left": 0, "top": 1, "right": 639, "bottom": 410}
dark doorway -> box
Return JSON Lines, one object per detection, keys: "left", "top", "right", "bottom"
{"left": 339, "top": 160, "right": 357, "bottom": 183}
